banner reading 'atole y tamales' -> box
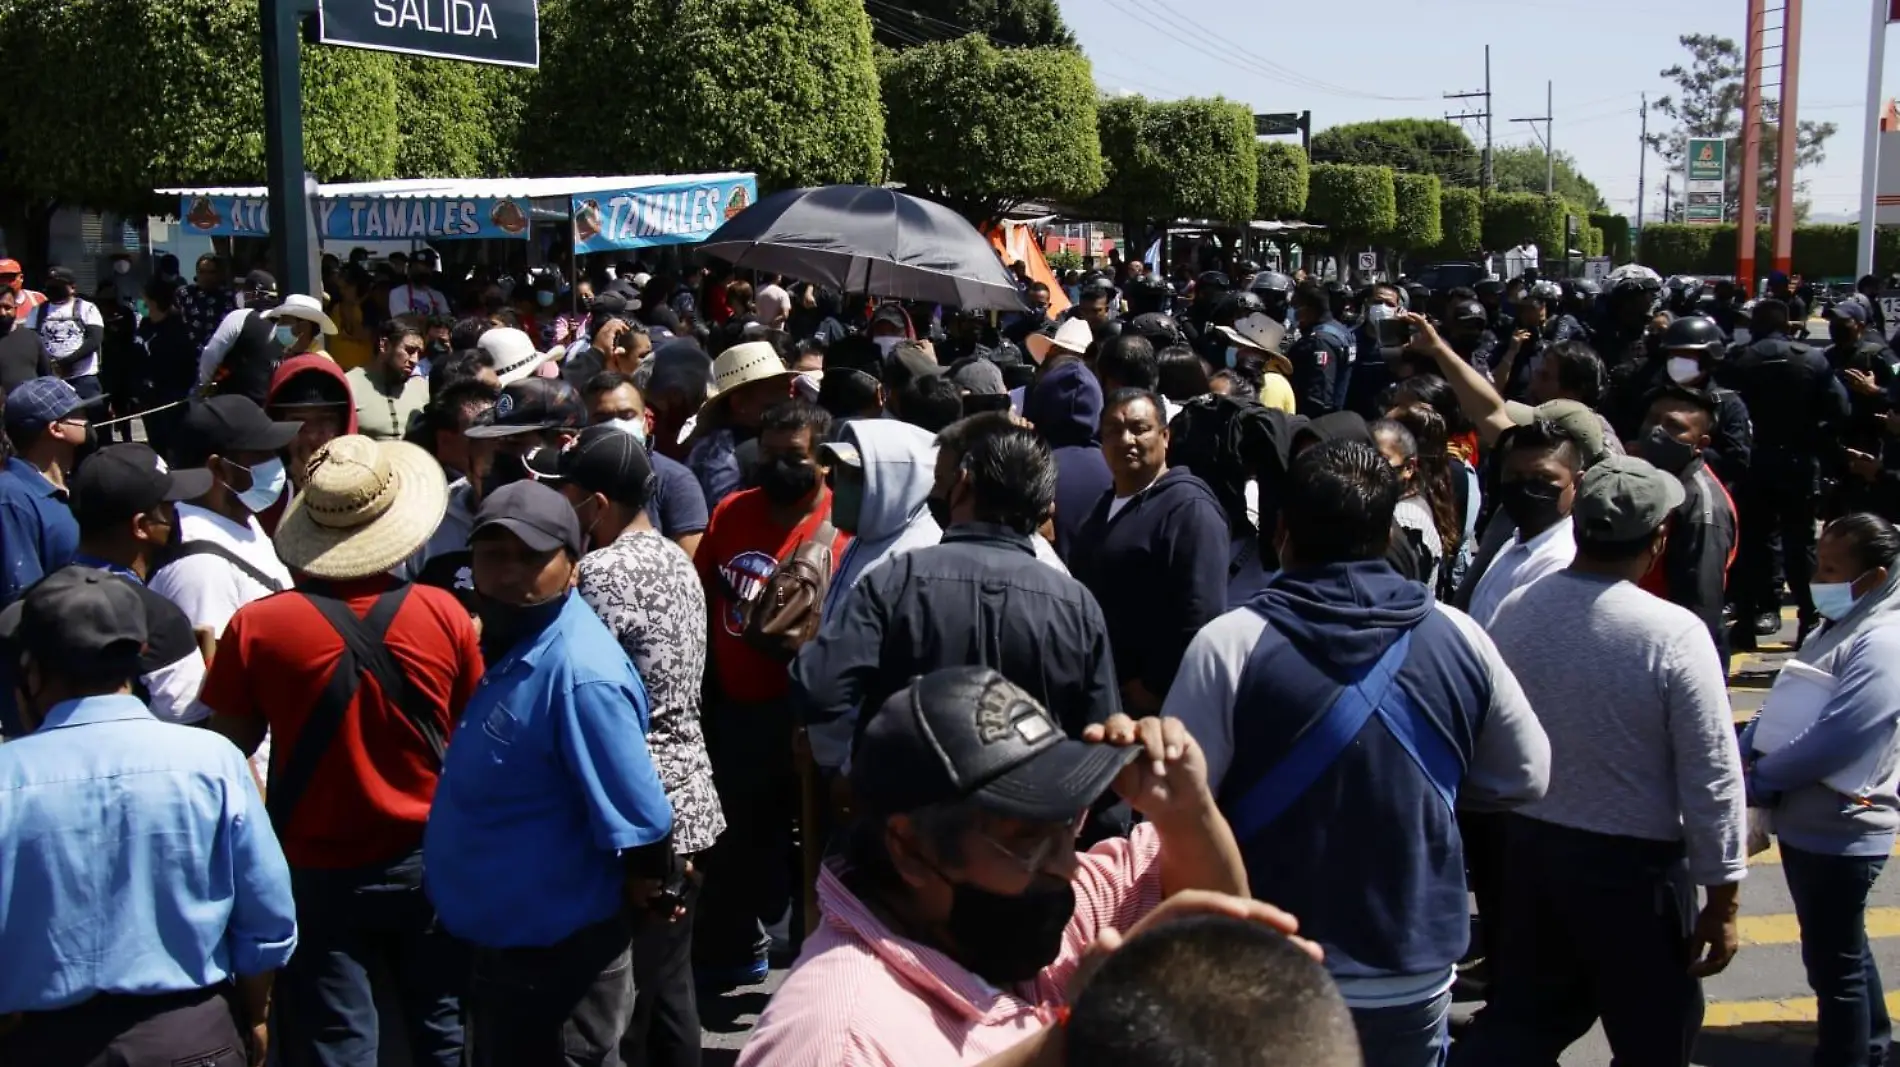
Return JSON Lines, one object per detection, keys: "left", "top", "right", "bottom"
{"left": 570, "top": 176, "right": 759, "bottom": 253}
{"left": 179, "top": 194, "right": 533, "bottom": 240}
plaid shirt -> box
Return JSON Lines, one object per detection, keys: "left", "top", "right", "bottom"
{"left": 176, "top": 285, "right": 235, "bottom": 354}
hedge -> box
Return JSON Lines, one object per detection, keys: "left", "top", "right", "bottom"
{"left": 1305, "top": 163, "right": 1396, "bottom": 241}
{"left": 1389, "top": 172, "right": 1443, "bottom": 250}
{"left": 1095, "top": 95, "right": 1258, "bottom": 225}
{"left": 1590, "top": 212, "right": 1632, "bottom": 264}
{"left": 1256, "top": 141, "right": 1309, "bottom": 220}
{"left": 1636, "top": 223, "right": 1900, "bottom": 279}
{"left": 1434, "top": 187, "right": 1483, "bottom": 258}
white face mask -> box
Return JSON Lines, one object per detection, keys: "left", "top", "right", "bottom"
{"left": 872, "top": 335, "right": 903, "bottom": 356}
{"left": 1666, "top": 356, "right": 1703, "bottom": 385}
{"left": 604, "top": 417, "right": 647, "bottom": 446}
{"left": 111, "top": 260, "right": 132, "bottom": 276}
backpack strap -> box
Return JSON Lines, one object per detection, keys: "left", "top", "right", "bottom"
{"left": 171, "top": 540, "right": 286, "bottom": 594}
{"left": 265, "top": 587, "right": 429, "bottom": 829}
{"left": 302, "top": 585, "right": 445, "bottom": 762}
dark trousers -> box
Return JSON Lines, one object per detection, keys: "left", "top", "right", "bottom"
{"left": 1460, "top": 810, "right": 1511, "bottom": 960}
{"left": 1451, "top": 816, "right": 1703, "bottom": 1067}
{"left": 622, "top": 878, "right": 702, "bottom": 1067}
{"left": 695, "top": 697, "right": 797, "bottom": 969}
{"left": 466, "top": 914, "right": 636, "bottom": 1067}
{"left": 277, "top": 850, "right": 464, "bottom": 1067}
{"left": 1734, "top": 462, "right": 1819, "bottom": 621}
{"left": 0, "top": 985, "right": 248, "bottom": 1067}
{"left": 1783, "top": 845, "right": 1892, "bottom": 1067}
{"left": 67, "top": 373, "right": 102, "bottom": 404}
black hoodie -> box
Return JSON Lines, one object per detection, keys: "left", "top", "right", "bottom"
{"left": 1070, "top": 467, "right": 1230, "bottom": 698}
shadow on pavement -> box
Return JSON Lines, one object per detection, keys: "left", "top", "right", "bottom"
{"left": 1694, "top": 1023, "right": 1815, "bottom": 1067}
{"left": 699, "top": 989, "right": 772, "bottom": 1034}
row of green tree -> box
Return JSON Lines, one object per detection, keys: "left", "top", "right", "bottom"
{"left": 1639, "top": 224, "right": 1898, "bottom": 280}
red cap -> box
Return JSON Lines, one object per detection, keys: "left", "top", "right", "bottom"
{"left": 0, "top": 259, "right": 21, "bottom": 276}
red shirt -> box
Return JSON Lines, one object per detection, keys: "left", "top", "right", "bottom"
{"left": 695, "top": 487, "right": 851, "bottom": 705}
{"left": 198, "top": 577, "right": 484, "bottom": 869}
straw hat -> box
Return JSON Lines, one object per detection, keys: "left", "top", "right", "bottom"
{"left": 479, "top": 327, "right": 548, "bottom": 385}
{"left": 1214, "top": 312, "right": 1287, "bottom": 356}
{"left": 275, "top": 436, "right": 448, "bottom": 581}
{"left": 262, "top": 293, "right": 339, "bottom": 335}
{"left": 698, "top": 341, "right": 795, "bottom": 421}
{"left": 1025, "top": 317, "right": 1093, "bottom": 363}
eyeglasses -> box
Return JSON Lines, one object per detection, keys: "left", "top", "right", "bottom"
{"left": 973, "top": 811, "right": 1087, "bottom": 875}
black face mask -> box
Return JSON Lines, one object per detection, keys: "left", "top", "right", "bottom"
{"left": 476, "top": 591, "right": 567, "bottom": 661}
{"left": 1497, "top": 478, "right": 1567, "bottom": 534}
{"left": 44, "top": 283, "right": 72, "bottom": 303}
{"left": 943, "top": 875, "right": 1076, "bottom": 986}
{"left": 756, "top": 456, "right": 818, "bottom": 505}
{"left": 926, "top": 494, "right": 952, "bottom": 530}
{"left": 1638, "top": 426, "right": 1699, "bottom": 475}
{"left": 487, "top": 451, "right": 533, "bottom": 494}
{"left": 0, "top": 316, "right": 13, "bottom": 335}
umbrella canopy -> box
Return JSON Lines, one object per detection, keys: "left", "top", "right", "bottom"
{"left": 698, "top": 185, "right": 1028, "bottom": 312}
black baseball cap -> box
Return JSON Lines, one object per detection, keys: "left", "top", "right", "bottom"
{"left": 464, "top": 378, "right": 588, "bottom": 440}
{"left": 243, "top": 269, "right": 279, "bottom": 295}
{"left": 0, "top": 566, "right": 147, "bottom": 673}
{"left": 525, "top": 424, "right": 655, "bottom": 505}
{"left": 71, "top": 444, "right": 213, "bottom": 528}
{"left": 172, "top": 396, "right": 301, "bottom": 466}
{"left": 471, "top": 480, "right": 584, "bottom": 557}
{"left": 851, "top": 667, "right": 1140, "bottom": 822}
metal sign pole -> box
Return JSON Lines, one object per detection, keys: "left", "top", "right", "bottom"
{"left": 262, "top": 0, "right": 316, "bottom": 296}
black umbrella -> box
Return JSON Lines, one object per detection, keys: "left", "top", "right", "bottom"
{"left": 698, "top": 185, "right": 1028, "bottom": 312}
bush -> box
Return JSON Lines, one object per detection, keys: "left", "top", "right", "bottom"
{"left": 1591, "top": 213, "right": 1632, "bottom": 264}
{"left": 1483, "top": 193, "right": 1567, "bottom": 260}
{"left": 881, "top": 37, "right": 1103, "bottom": 226}
{"left": 393, "top": 60, "right": 527, "bottom": 178}
{"left": 1046, "top": 248, "right": 1083, "bottom": 272}
{"left": 1389, "top": 172, "right": 1443, "bottom": 250}
{"left": 1305, "top": 163, "right": 1397, "bottom": 242}
{"left": 1435, "top": 187, "right": 1483, "bottom": 258}
{"left": 1581, "top": 224, "right": 1605, "bottom": 259}
{"left": 1094, "top": 96, "right": 1257, "bottom": 226}
{"left": 1255, "top": 142, "right": 1309, "bottom": 220}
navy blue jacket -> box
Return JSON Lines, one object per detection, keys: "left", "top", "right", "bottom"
{"left": 1026, "top": 361, "right": 1112, "bottom": 562}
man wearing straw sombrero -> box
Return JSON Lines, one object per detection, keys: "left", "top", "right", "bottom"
{"left": 688, "top": 340, "right": 797, "bottom": 510}
{"left": 199, "top": 435, "right": 481, "bottom": 1066}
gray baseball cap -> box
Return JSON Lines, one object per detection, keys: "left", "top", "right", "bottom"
{"left": 1504, "top": 399, "right": 1610, "bottom": 467}
{"left": 1573, "top": 454, "right": 1684, "bottom": 543}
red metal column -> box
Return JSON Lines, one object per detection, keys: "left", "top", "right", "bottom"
{"left": 1772, "top": 0, "right": 1802, "bottom": 276}
{"left": 1737, "top": 0, "right": 1768, "bottom": 293}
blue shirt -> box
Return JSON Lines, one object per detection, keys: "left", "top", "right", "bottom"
{"left": 424, "top": 593, "right": 672, "bottom": 948}
{"left": 0, "top": 456, "right": 79, "bottom": 606}
{"left": 0, "top": 694, "right": 297, "bottom": 1011}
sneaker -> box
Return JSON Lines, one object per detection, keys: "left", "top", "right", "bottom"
{"left": 696, "top": 956, "right": 770, "bottom": 993}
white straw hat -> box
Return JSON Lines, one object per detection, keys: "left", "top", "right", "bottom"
{"left": 1025, "top": 317, "right": 1093, "bottom": 363}
{"left": 263, "top": 293, "right": 339, "bottom": 335}
{"left": 698, "top": 341, "right": 795, "bottom": 422}
{"left": 274, "top": 436, "right": 448, "bottom": 581}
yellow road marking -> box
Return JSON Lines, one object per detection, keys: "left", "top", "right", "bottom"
{"left": 1737, "top": 907, "right": 1900, "bottom": 945}
{"left": 1706, "top": 991, "right": 1900, "bottom": 1028}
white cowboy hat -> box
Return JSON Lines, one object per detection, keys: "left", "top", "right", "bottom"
{"left": 1215, "top": 312, "right": 1287, "bottom": 355}
{"left": 698, "top": 341, "right": 795, "bottom": 422}
{"left": 262, "top": 293, "right": 338, "bottom": 335}
{"left": 477, "top": 327, "right": 548, "bottom": 385}
{"left": 274, "top": 436, "right": 449, "bottom": 581}
{"left": 1024, "top": 317, "right": 1093, "bottom": 364}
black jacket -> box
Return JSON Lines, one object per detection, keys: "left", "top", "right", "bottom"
{"left": 0, "top": 325, "right": 51, "bottom": 392}
{"left": 1069, "top": 468, "right": 1229, "bottom": 698}
{"left": 790, "top": 523, "right": 1121, "bottom": 742}
{"left": 1286, "top": 314, "right": 1351, "bottom": 417}
{"left": 1656, "top": 458, "right": 1737, "bottom": 659}
{"left": 1716, "top": 337, "right": 1849, "bottom": 467}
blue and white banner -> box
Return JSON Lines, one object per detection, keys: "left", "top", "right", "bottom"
{"left": 180, "top": 195, "right": 271, "bottom": 238}
{"left": 570, "top": 176, "right": 759, "bottom": 253}
{"left": 180, "top": 194, "right": 532, "bottom": 240}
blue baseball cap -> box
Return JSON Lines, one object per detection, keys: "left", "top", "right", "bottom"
{"left": 4, "top": 376, "right": 105, "bottom": 432}
{"left": 1830, "top": 298, "right": 1871, "bottom": 324}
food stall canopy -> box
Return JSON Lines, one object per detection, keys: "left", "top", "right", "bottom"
{"left": 159, "top": 172, "right": 757, "bottom": 248}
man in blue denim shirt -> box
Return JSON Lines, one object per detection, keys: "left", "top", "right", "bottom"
{"left": 0, "top": 376, "right": 100, "bottom": 606}
{"left": 0, "top": 566, "right": 297, "bottom": 1063}
{"left": 424, "top": 480, "right": 675, "bottom": 1067}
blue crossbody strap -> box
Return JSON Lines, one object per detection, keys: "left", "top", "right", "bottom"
{"left": 1230, "top": 630, "right": 1413, "bottom": 841}
{"left": 1374, "top": 686, "right": 1462, "bottom": 815}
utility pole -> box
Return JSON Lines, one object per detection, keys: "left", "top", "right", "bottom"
{"left": 261, "top": 0, "right": 316, "bottom": 295}
{"left": 1444, "top": 45, "right": 1494, "bottom": 196}
{"left": 1664, "top": 173, "right": 1674, "bottom": 221}
{"left": 1510, "top": 80, "right": 1556, "bottom": 197}
{"left": 1637, "top": 93, "right": 1648, "bottom": 231}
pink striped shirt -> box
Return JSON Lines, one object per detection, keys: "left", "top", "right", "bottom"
{"left": 737, "top": 824, "right": 1164, "bottom": 1067}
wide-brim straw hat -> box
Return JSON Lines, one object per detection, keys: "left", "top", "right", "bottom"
{"left": 262, "top": 293, "right": 339, "bottom": 335}
{"left": 698, "top": 340, "right": 795, "bottom": 422}
{"left": 1024, "top": 317, "right": 1093, "bottom": 363}
{"left": 275, "top": 435, "right": 448, "bottom": 581}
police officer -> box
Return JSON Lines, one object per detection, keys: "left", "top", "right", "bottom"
{"left": 1717, "top": 298, "right": 1850, "bottom": 649}
{"left": 1610, "top": 315, "right": 1753, "bottom": 487}
{"left": 1475, "top": 278, "right": 1512, "bottom": 337}
{"left": 1595, "top": 276, "right": 1661, "bottom": 373}
{"left": 1821, "top": 298, "right": 1899, "bottom": 458}
{"left": 1250, "top": 270, "right": 1294, "bottom": 331}
{"left": 1180, "top": 270, "right": 1231, "bottom": 354}
{"left": 1441, "top": 298, "right": 1498, "bottom": 378}
{"left": 1285, "top": 281, "right": 1354, "bottom": 417}
{"left": 1561, "top": 279, "right": 1602, "bottom": 347}
{"left": 1492, "top": 281, "right": 1580, "bottom": 402}
{"left": 1196, "top": 289, "right": 1267, "bottom": 368}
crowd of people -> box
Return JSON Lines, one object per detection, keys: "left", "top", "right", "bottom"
{"left": 0, "top": 241, "right": 1896, "bottom": 1067}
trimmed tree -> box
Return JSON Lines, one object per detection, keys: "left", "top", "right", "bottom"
{"left": 1310, "top": 119, "right": 1482, "bottom": 187}
{"left": 1436, "top": 187, "right": 1483, "bottom": 258}
{"left": 524, "top": 0, "right": 884, "bottom": 189}
{"left": 1093, "top": 95, "right": 1256, "bottom": 248}
{"left": 881, "top": 36, "right": 1103, "bottom": 226}
{"left": 1255, "top": 141, "right": 1309, "bottom": 220}
{"left": 1388, "top": 172, "right": 1443, "bottom": 254}
{"left": 393, "top": 61, "right": 527, "bottom": 178}
{"left": 1306, "top": 163, "right": 1396, "bottom": 243}
{"left": 870, "top": 0, "right": 1075, "bottom": 49}
{"left": 1590, "top": 212, "right": 1632, "bottom": 263}
{"left": 1482, "top": 193, "right": 1568, "bottom": 260}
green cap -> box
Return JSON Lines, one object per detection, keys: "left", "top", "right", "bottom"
{"left": 1573, "top": 454, "right": 1685, "bottom": 543}
{"left": 1504, "top": 399, "right": 1610, "bottom": 467}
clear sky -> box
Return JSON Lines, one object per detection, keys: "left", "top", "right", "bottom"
{"left": 1058, "top": 0, "right": 1897, "bottom": 222}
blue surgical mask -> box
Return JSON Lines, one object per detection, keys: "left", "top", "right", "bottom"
{"left": 274, "top": 324, "right": 297, "bottom": 347}
{"left": 230, "top": 457, "right": 287, "bottom": 514}
{"left": 536, "top": 291, "right": 555, "bottom": 308}
{"left": 1225, "top": 346, "right": 1240, "bottom": 369}
{"left": 605, "top": 417, "right": 647, "bottom": 446}
{"left": 1811, "top": 573, "right": 1870, "bottom": 621}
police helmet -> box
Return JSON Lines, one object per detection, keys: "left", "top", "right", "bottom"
{"left": 1249, "top": 270, "right": 1294, "bottom": 295}
{"left": 1449, "top": 299, "right": 1488, "bottom": 324}
{"left": 1212, "top": 290, "right": 1266, "bottom": 323}
{"left": 1659, "top": 315, "right": 1725, "bottom": 357}
{"left": 1525, "top": 280, "right": 1564, "bottom": 305}
{"left": 1196, "top": 271, "right": 1232, "bottom": 293}
{"left": 1128, "top": 312, "right": 1186, "bottom": 348}
{"left": 1567, "top": 278, "right": 1602, "bottom": 298}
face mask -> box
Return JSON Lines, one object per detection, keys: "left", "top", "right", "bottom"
{"left": 111, "top": 260, "right": 132, "bottom": 276}
{"left": 1811, "top": 575, "right": 1868, "bottom": 621}
{"left": 1638, "top": 426, "right": 1698, "bottom": 475}
{"left": 428, "top": 339, "right": 451, "bottom": 359}
{"left": 756, "top": 456, "right": 819, "bottom": 505}
{"left": 44, "top": 283, "right": 72, "bottom": 303}
{"left": 0, "top": 316, "right": 13, "bottom": 336}
{"left": 1364, "top": 302, "right": 1395, "bottom": 324}
{"left": 831, "top": 476, "right": 865, "bottom": 534}
{"left": 1497, "top": 478, "right": 1566, "bottom": 534}
{"left": 487, "top": 450, "right": 532, "bottom": 494}
{"left": 604, "top": 417, "right": 647, "bottom": 447}
{"left": 274, "top": 324, "right": 298, "bottom": 347}
{"left": 535, "top": 290, "right": 555, "bottom": 308}
{"left": 1666, "top": 357, "right": 1703, "bottom": 385}
{"left": 477, "top": 590, "right": 569, "bottom": 660}
{"left": 1224, "top": 346, "right": 1240, "bottom": 370}
{"left": 872, "top": 335, "right": 902, "bottom": 356}
{"left": 941, "top": 875, "right": 1077, "bottom": 986}
{"left": 229, "top": 456, "right": 287, "bottom": 513}
{"left": 927, "top": 493, "right": 953, "bottom": 530}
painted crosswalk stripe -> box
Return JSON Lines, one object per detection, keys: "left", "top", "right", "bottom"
{"left": 1738, "top": 907, "right": 1900, "bottom": 945}
{"left": 1706, "top": 991, "right": 1900, "bottom": 1027}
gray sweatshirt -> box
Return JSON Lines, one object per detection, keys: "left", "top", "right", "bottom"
{"left": 1489, "top": 571, "right": 1748, "bottom": 886}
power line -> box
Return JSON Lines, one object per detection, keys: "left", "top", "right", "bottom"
{"left": 1444, "top": 45, "right": 1493, "bottom": 195}
{"left": 1509, "top": 80, "right": 1555, "bottom": 196}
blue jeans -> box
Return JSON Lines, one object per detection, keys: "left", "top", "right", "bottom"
{"left": 1783, "top": 844, "right": 1891, "bottom": 1067}
{"left": 276, "top": 850, "right": 464, "bottom": 1067}
{"left": 1354, "top": 988, "right": 1452, "bottom": 1067}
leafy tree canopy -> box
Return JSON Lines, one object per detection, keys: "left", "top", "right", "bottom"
{"left": 1094, "top": 95, "right": 1257, "bottom": 226}
{"left": 881, "top": 36, "right": 1102, "bottom": 226}
{"left": 1490, "top": 146, "right": 1608, "bottom": 213}
{"left": 393, "top": 60, "right": 527, "bottom": 179}
{"left": 1255, "top": 142, "right": 1309, "bottom": 220}
{"left": 1388, "top": 172, "right": 1443, "bottom": 250}
{"left": 1305, "top": 163, "right": 1397, "bottom": 241}
{"left": 1435, "top": 187, "right": 1484, "bottom": 258}
{"left": 1310, "top": 119, "right": 1481, "bottom": 188}
{"left": 867, "top": 0, "right": 1074, "bottom": 49}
